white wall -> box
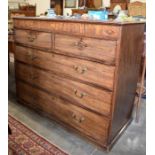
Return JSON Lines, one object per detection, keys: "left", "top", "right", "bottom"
{"left": 28, "top": 0, "right": 50, "bottom": 15}
{"left": 130, "top": 0, "right": 146, "bottom": 2}
{"left": 9, "top": 0, "right": 26, "bottom": 9}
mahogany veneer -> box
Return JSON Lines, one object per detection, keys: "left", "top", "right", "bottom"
{"left": 13, "top": 17, "right": 145, "bottom": 151}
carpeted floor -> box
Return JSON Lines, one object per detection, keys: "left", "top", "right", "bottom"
{"left": 8, "top": 115, "right": 69, "bottom": 155}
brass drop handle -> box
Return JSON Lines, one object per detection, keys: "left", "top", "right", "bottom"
{"left": 74, "top": 38, "right": 87, "bottom": 49}
{"left": 74, "top": 89, "right": 86, "bottom": 98}
{"left": 79, "top": 117, "right": 85, "bottom": 123}
{"left": 26, "top": 51, "right": 32, "bottom": 57}
{"left": 72, "top": 113, "right": 76, "bottom": 119}
{"left": 27, "top": 32, "right": 37, "bottom": 42}
{"left": 26, "top": 52, "right": 37, "bottom": 60}
{"left": 78, "top": 41, "right": 87, "bottom": 48}
{"left": 73, "top": 65, "right": 87, "bottom": 74}
{"left": 28, "top": 36, "right": 36, "bottom": 42}
{"left": 71, "top": 113, "right": 85, "bottom": 123}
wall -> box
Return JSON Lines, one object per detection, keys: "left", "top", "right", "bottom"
{"left": 8, "top": 0, "right": 26, "bottom": 9}
{"left": 28, "top": 0, "right": 50, "bottom": 15}
{"left": 130, "top": 0, "right": 146, "bottom": 2}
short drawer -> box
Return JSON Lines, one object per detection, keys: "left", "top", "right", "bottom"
{"left": 15, "top": 62, "right": 113, "bottom": 116}
{"left": 84, "top": 24, "right": 120, "bottom": 40}
{"left": 15, "top": 45, "right": 115, "bottom": 90}
{"left": 55, "top": 34, "right": 117, "bottom": 64}
{"left": 16, "top": 81, "right": 110, "bottom": 144}
{"left": 14, "top": 29, "right": 52, "bottom": 49}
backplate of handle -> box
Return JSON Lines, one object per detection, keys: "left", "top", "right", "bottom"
{"left": 74, "top": 38, "right": 87, "bottom": 50}
{"left": 73, "top": 65, "right": 87, "bottom": 74}
{"left": 26, "top": 51, "right": 38, "bottom": 61}
{"left": 27, "top": 32, "right": 37, "bottom": 42}
{"left": 72, "top": 113, "right": 85, "bottom": 123}
{"left": 74, "top": 89, "right": 86, "bottom": 98}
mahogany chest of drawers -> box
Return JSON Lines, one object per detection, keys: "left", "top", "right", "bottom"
{"left": 13, "top": 17, "right": 145, "bottom": 151}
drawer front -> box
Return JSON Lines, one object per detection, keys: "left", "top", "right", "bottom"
{"left": 15, "top": 45, "right": 115, "bottom": 90}
{"left": 16, "top": 81, "right": 109, "bottom": 144}
{"left": 15, "top": 29, "right": 52, "bottom": 49}
{"left": 15, "top": 63, "right": 112, "bottom": 116}
{"left": 55, "top": 34, "right": 116, "bottom": 64}
{"left": 84, "top": 24, "right": 120, "bottom": 40}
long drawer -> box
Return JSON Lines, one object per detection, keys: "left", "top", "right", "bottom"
{"left": 15, "top": 62, "right": 112, "bottom": 116}
{"left": 16, "top": 80, "right": 110, "bottom": 144}
{"left": 15, "top": 45, "right": 115, "bottom": 90}
{"left": 15, "top": 29, "right": 52, "bottom": 49}
{"left": 55, "top": 34, "right": 117, "bottom": 64}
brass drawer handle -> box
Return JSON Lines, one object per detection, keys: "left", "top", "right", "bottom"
{"left": 73, "top": 65, "right": 87, "bottom": 74}
{"left": 26, "top": 51, "right": 32, "bottom": 57}
{"left": 72, "top": 113, "right": 76, "bottom": 118}
{"left": 27, "top": 36, "right": 36, "bottom": 42}
{"left": 74, "top": 89, "right": 86, "bottom": 98}
{"left": 27, "top": 32, "right": 37, "bottom": 42}
{"left": 79, "top": 117, "right": 85, "bottom": 123}
{"left": 74, "top": 38, "right": 87, "bottom": 50}
{"left": 71, "top": 113, "right": 85, "bottom": 123}
{"left": 26, "top": 52, "right": 37, "bottom": 60}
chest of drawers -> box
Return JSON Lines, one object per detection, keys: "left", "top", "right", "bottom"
{"left": 13, "top": 17, "right": 145, "bottom": 151}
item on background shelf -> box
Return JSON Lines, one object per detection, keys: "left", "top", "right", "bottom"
{"left": 88, "top": 10, "right": 108, "bottom": 20}
{"left": 115, "top": 10, "right": 130, "bottom": 22}
{"left": 73, "top": 13, "right": 82, "bottom": 19}
{"left": 47, "top": 8, "right": 56, "bottom": 18}
{"left": 113, "top": 4, "right": 122, "bottom": 16}
{"left": 81, "top": 13, "right": 89, "bottom": 20}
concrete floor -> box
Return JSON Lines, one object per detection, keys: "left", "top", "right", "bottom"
{"left": 8, "top": 62, "right": 146, "bottom": 155}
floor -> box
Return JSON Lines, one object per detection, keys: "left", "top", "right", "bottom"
{"left": 8, "top": 62, "right": 146, "bottom": 155}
